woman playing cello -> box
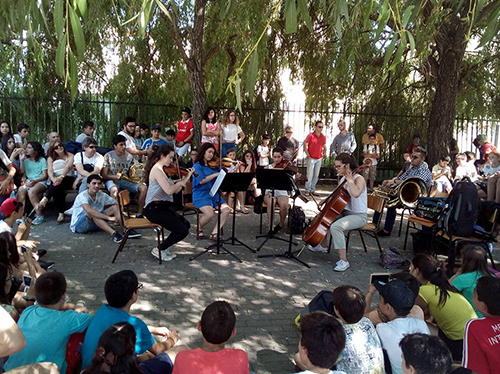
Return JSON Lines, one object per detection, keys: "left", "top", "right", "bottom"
{"left": 307, "top": 153, "right": 367, "bottom": 272}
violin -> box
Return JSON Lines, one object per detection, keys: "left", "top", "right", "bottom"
{"left": 207, "top": 157, "right": 239, "bottom": 170}
{"left": 274, "top": 159, "right": 299, "bottom": 174}
{"left": 163, "top": 165, "right": 198, "bottom": 178}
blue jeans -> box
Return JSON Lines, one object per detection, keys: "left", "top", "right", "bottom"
{"left": 222, "top": 143, "right": 237, "bottom": 157}
{"left": 373, "top": 207, "right": 396, "bottom": 233}
{"left": 139, "top": 352, "right": 173, "bottom": 374}
{"left": 105, "top": 179, "right": 140, "bottom": 193}
{"left": 73, "top": 214, "right": 99, "bottom": 233}
{"left": 305, "top": 158, "right": 322, "bottom": 192}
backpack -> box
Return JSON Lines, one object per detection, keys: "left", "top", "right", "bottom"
{"left": 414, "top": 196, "right": 447, "bottom": 221}
{"left": 437, "top": 179, "right": 479, "bottom": 237}
{"left": 380, "top": 246, "right": 410, "bottom": 269}
{"left": 294, "top": 290, "right": 333, "bottom": 327}
{"left": 289, "top": 206, "right": 307, "bottom": 235}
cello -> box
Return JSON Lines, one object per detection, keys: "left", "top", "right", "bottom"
{"left": 302, "top": 160, "right": 370, "bottom": 247}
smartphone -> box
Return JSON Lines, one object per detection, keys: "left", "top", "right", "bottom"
{"left": 20, "top": 245, "right": 29, "bottom": 254}
{"left": 23, "top": 275, "right": 32, "bottom": 288}
{"left": 370, "top": 273, "right": 393, "bottom": 285}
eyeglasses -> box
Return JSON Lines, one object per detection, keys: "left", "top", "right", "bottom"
{"left": 136, "top": 283, "right": 143, "bottom": 291}
{"left": 88, "top": 146, "right": 97, "bottom": 149}
{"left": 334, "top": 164, "right": 343, "bottom": 169}
{"left": 286, "top": 131, "right": 293, "bottom": 134}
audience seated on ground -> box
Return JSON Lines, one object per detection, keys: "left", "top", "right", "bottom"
{"left": 450, "top": 246, "right": 495, "bottom": 317}
{"left": 372, "top": 278, "right": 430, "bottom": 374}
{"left": 75, "top": 121, "right": 95, "bottom": 143}
{"left": 73, "top": 137, "right": 104, "bottom": 193}
{"left": 81, "top": 270, "right": 178, "bottom": 369}
{"left": 462, "top": 276, "right": 500, "bottom": 374}
{"left": 82, "top": 322, "right": 173, "bottom": 374}
{"left": 410, "top": 254, "right": 477, "bottom": 361}
{"left": 3, "top": 271, "right": 92, "bottom": 372}
{"left": 0, "top": 198, "right": 38, "bottom": 250}
{"left": 102, "top": 134, "right": 147, "bottom": 219}
{"left": 293, "top": 311, "right": 346, "bottom": 374}
{"left": 42, "top": 131, "right": 60, "bottom": 155}
{"left": 69, "top": 174, "right": 124, "bottom": 243}
{"left": 172, "top": 300, "right": 249, "bottom": 374}
{"left": 0, "top": 306, "right": 26, "bottom": 372}
{"left": 1, "top": 134, "right": 22, "bottom": 170}
{"left": 14, "top": 123, "right": 29, "bottom": 149}
{"left": 399, "top": 333, "right": 452, "bottom": 374}
{"left": 0, "top": 142, "right": 18, "bottom": 205}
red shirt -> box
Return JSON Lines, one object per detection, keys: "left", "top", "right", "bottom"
{"left": 172, "top": 347, "right": 249, "bottom": 374}
{"left": 305, "top": 132, "right": 326, "bottom": 159}
{"left": 176, "top": 118, "right": 194, "bottom": 143}
{"left": 483, "top": 142, "right": 497, "bottom": 162}
{"left": 463, "top": 316, "right": 500, "bottom": 374}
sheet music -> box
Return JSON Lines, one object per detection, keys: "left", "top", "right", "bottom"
{"left": 210, "top": 169, "right": 227, "bottom": 197}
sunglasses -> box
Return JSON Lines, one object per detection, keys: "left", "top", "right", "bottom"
{"left": 54, "top": 144, "right": 63, "bottom": 149}
{"left": 88, "top": 146, "right": 97, "bottom": 149}
{"left": 137, "top": 283, "right": 143, "bottom": 291}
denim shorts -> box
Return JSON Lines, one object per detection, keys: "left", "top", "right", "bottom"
{"left": 73, "top": 214, "right": 99, "bottom": 233}
{"left": 105, "top": 179, "right": 140, "bottom": 193}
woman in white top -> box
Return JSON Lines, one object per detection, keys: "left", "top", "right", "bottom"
{"left": 221, "top": 109, "right": 245, "bottom": 157}
{"left": 308, "top": 153, "right": 367, "bottom": 272}
{"left": 37, "top": 141, "right": 75, "bottom": 223}
{"left": 144, "top": 145, "right": 194, "bottom": 261}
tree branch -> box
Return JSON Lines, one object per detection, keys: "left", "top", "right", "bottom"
{"left": 159, "top": 8, "right": 193, "bottom": 71}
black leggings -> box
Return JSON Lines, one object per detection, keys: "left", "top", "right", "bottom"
{"left": 45, "top": 176, "right": 76, "bottom": 213}
{"left": 144, "top": 201, "right": 190, "bottom": 251}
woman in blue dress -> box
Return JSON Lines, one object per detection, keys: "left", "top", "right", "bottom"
{"left": 192, "top": 143, "right": 231, "bottom": 240}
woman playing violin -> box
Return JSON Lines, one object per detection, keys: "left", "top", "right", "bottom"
{"left": 237, "top": 150, "right": 260, "bottom": 213}
{"left": 192, "top": 143, "right": 231, "bottom": 240}
{"left": 263, "top": 147, "right": 291, "bottom": 234}
{"left": 144, "top": 145, "right": 194, "bottom": 261}
{"left": 308, "top": 153, "right": 367, "bottom": 272}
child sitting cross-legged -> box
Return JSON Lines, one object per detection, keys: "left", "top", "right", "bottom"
{"left": 172, "top": 301, "right": 249, "bottom": 374}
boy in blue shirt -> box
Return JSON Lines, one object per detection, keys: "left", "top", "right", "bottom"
{"left": 81, "top": 270, "right": 178, "bottom": 369}
{"left": 141, "top": 124, "right": 167, "bottom": 151}
{"left": 4, "top": 272, "right": 92, "bottom": 372}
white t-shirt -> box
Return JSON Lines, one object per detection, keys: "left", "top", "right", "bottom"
{"left": 0, "top": 149, "right": 12, "bottom": 177}
{"left": 52, "top": 158, "right": 74, "bottom": 177}
{"left": 13, "top": 134, "right": 27, "bottom": 147}
{"left": 0, "top": 220, "right": 16, "bottom": 234}
{"left": 483, "top": 163, "right": 500, "bottom": 177}
{"left": 257, "top": 145, "right": 270, "bottom": 166}
{"left": 74, "top": 152, "right": 104, "bottom": 178}
{"left": 75, "top": 133, "right": 89, "bottom": 143}
{"left": 70, "top": 191, "right": 116, "bottom": 232}
{"left": 341, "top": 174, "right": 367, "bottom": 214}
{"left": 455, "top": 164, "right": 478, "bottom": 181}
{"left": 376, "top": 317, "right": 430, "bottom": 374}
{"left": 118, "top": 131, "right": 138, "bottom": 151}
{"left": 222, "top": 124, "right": 242, "bottom": 142}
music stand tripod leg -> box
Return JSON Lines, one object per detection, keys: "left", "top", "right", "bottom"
{"left": 224, "top": 190, "right": 256, "bottom": 253}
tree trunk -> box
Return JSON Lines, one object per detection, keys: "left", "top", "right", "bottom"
{"left": 426, "top": 14, "right": 468, "bottom": 166}
{"left": 188, "top": 67, "right": 209, "bottom": 146}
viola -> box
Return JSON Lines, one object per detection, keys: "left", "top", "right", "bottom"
{"left": 163, "top": 165, "right": 198, "bottom": 178}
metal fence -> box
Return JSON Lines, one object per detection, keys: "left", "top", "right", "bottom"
{"left": 0, "top": 95, "right": 498, "bottom": 169}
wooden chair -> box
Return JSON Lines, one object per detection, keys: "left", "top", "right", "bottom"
{"left": 112, "top": 190, "right": 165, "bottom": 264}
{"left": 181, "top": 181, "right": 201, "bottom": 239}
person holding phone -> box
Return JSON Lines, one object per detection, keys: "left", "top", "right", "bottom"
{"left": 0, "top": 198, "right": 39, "bottom": 252}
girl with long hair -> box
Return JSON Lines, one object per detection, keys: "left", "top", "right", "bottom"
{"left": 18, "top": 141, "right": 48, "bottom": 225}
{"left": 37, "top": 141, "right": 75, "bottom": 223}
{"left": 1, "top": 135, "right": 22, "bottom": 168}
{"left": 450, "top": 246, "right": 495, "bottom": 317}
{"left": 237, "top": 150, "right": 259, "bottom": 212}
{"left": 221, "top": 109, "right": 245, "bottom": 157}
{"left": 0, "top": 121, "right": 12, "bottom": 138}
{"left": 307, "top": 153, "right": 367, "bottom": 272}
{"left": 410, "top": 253, "right": 477, "bottom": 360}
{"left": 192, "top": 143, "right": 231, "bottom": 240}
{"left": 201, "top": 106, "right": 220, "bottom": 148}
{"left": 0, "top": 263, "right": 19, "bottom": 321}
{"left": 144, "top": 145, "right": 194, "bottom": 261}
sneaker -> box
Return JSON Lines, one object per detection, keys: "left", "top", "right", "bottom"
{"left": 334, "top": 260, "right": 350, "bottom": 272}
{"left": 39, "top": 260, "right": 55, "bottom": 270}
{"left": 272, "top": 224, "right": 283, "bottom": 234}
{"left": 307, "top": 244, "right": 328, "bottom": 253}
{"left": 32, "top": 215, "right": 45, "bottom": 225}
{"left": 163, "top": 249, "right": 177, "bottom": 259}
{"left": 112, "top": 232, "right": 123, "bottom": 243}
{"left": 376, "top": 230, "right": 391, "bottom": 237}
{"left": 128, "top": 229, "right": 142, "bottom": 238}
{"left": 150, "top": 248, "right": 175, "bottom": 261}
{"left": 76, "top": 300, "right": 87, "bottom": 308}
{"left": 34, "top": 249, "right": 47, "bottom": 258}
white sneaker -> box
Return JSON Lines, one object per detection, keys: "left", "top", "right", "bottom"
{"left": 150, "top": 248, "right": 175, "bottom": 261}
{"left": 163, "top": 249, "right": 177, "bottom": 259}
{"left": 334, "top": 260, "right": 350, "bottom": 272}
{"left": 307, "top": 244, "right": 328, "bottom": 253}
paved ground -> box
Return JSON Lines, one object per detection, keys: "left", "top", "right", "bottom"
{"left": 30, "top": 185, "right": 499, "bottom": 374}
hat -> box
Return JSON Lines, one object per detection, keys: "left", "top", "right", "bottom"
{"left": 1, "top": 198, "right": 21, "bottom": 217}
{"left": 262, "top": 133, "right": 270, "bottom": 140}
{"left": 475, "top": 134, "right": 487, "bottom": 142}
{"left": 181, "top": 107, "right": 191, "bottom": 116}
{"left": 375, "top": 278, "right": 416, "bottom": 316}
{"left": 151, "top": 124, "right": 161, "bottom": 130}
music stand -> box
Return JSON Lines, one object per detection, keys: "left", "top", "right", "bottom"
{"left": 255, "top": 168, "right": 297, "bottom": 251}
{"left": 259, "top": 173, "right": 310, "bottom": 267}
{"left": 190, "top": 171, "right": 242, "bottom": 263}
{"left": 221, "top": 172, "right": 257, "bottom": 253}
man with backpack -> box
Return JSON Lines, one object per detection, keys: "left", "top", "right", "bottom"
{"left": 375, "top": 147, "right": 432, "bottom": 237}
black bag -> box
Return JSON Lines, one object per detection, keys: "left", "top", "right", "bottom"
{"left": 414, "top": 197, "right": 447, "bottom": 221}
{"left": 79, "top": 151, "right": 95, "bottom": 173}
{"left": 289, "top": 206, "right": 307, "bottom": 235}
{"left": 253, "top": 195, "right": 266, "bottom": 214}
{"left": 437, "top": 179, "right": 479, "bottom": 237}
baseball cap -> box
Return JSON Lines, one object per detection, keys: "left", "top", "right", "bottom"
{"left": 151, "top": 124, "right": 161, "bottom": 130}
{"left": 262, "top": 133, "right": 270, "bottom": 140}
{"left": 1, "top": 198, "right": 22, "bottom": 217}
{"left": 375, "top": 278, "right": 416, "bottom": 316}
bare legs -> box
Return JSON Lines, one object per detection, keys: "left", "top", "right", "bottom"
{"left": 199, "top": 203, "right": 230, "bottom": 236}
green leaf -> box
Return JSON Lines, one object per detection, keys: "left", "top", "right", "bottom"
{"left": 155, "top": 0, "right": 172, "bottom": 22}
{"left": 297, "top": 0, "right": 312, "bottom": 32}
{"left": 335, "top": 16, "right": 342, "bottom": 38}
{"left": 363, "top": 0, "right": 374, "bottom": 29}
{"left": 478, "top": 2, "right": 500, "bottom": 47}
{"left": 76, "top": 0, "right": 87, "bottom": 20}
{"left": 285, "top": 0, "right": 297, "bottom": 34}
{"left": 401, "top": 5, "right": 414, "bottom": 28}
{"left": 389, "top": 33, "right": 407, "bottom": 71}
{"left": 69, "top": 49, "right": 78, "bottom": 101}
{"left": 339, "top": 0, "right": 349, "bottom": 22}
{"left": 407, "top": 31, "right": 415, "bottom": 52}
{"left": 383, "top": 37, "right": 397, "bottom": 66}
{"left": 54, "top": 0, "right": 64, "bottom": 40}
{"left": 224, "top": 0, "right": 232, "bottom": 17}
{"left": 56, "top": 38, "right": 66, "bottom": 79}
{"left": 234, "top": 76, "right": 242, "bottom": 114}
{"left": 69, "top": 5, "right": 85, "bottom": 60}
{"left": 246, "top": 49, "right": 259, "bottom": 103}
{"left": 375, "top": 0, "right": 389, "bottom": 39}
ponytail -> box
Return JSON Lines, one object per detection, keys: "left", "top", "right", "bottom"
{"left": 412, "top": 254, "right": 458, "bottom": 307}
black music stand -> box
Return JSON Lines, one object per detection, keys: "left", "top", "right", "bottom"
{"left": 255, "top": 168, "right": 297, "bottom": 251}
{"left": 221, "top": 172, "right": 256, "bottom": 253}
{"left": 259, "top": 173, "right": 310, "bottom": 268}
{"left": 190, "top": 172, "right": 242, "bottom": 263}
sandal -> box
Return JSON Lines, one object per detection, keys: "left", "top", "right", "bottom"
{"left": 209, "top": 233, "right": 224, "bottom": 241}
{"left": 240, "top": 208, "right": 249, "bottom": 214}
{"left": 197, "top": 230, "right": 206, "bottom": 240}
{"left": 37, "top": 197, "right": 48, "bottom": 210}
{"left": 57, "top": 213, "right": 65, "bottom": 223}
